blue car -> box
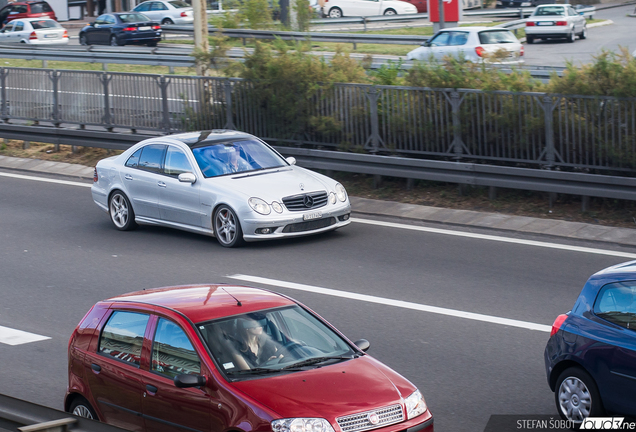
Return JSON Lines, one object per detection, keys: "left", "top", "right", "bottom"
{"left": 79, "top": 12, "right": 162, "bottom": 47}
{"left": 545, "top": 261, "right": 636, "bottom": 423}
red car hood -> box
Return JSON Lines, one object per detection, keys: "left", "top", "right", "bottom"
{"left": 230, "top": 355, "right": 416, "bottom": 419}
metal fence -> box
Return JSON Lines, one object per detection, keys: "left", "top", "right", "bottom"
{"left": 2, "top": 66, "right": 635, "bottom": 174}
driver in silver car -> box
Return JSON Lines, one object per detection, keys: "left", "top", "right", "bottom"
{"left": 223, "top": 146, "right": 251, "bottom": 174}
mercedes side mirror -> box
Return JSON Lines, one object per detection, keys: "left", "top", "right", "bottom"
{"left": 286, "top": 156, "right": 296, "bottom": 165}
{"left": 174, "top": 374, "right": 206, "bottom": 388}
{"left": 178, "top": 172, "right": 196, "bottom": 183}
{"left": 354, "top": 339, "right": 370, "bottom": 352}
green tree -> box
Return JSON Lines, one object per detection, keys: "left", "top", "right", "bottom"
{"left": 293, "top": 0, "right": 312, "bottom": 31}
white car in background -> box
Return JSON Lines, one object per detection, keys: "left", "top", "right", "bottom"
{"left": 406, "top": 27, "right": 524, "bottom": 64}
{"left": 323, "top": 0, "right": 417, "bottom": 18}
{"left": 132, "top": 0, "right": 193, "bottom": 25}
{"left": 525, "top": 4, "right": 587, "bottom": 44}
{"left": 0, "top": 18, "right": 68, "bottom": 44}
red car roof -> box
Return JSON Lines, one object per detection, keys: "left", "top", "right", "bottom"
{"left": 105, "top": 284, "right": 296, "bottom": 323}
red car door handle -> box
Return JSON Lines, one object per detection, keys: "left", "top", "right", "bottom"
{"left": 146, "top": 384, "right": 158, "bottom": 394}
{"left": 91, "top": 364, "right": 101, "bottom": 373}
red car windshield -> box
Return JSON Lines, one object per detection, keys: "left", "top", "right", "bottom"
{"left": 198, "top": 306, "right": 356, "bottom": 378}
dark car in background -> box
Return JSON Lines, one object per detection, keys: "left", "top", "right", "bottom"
{"left": 0, "top": 1, "right": 56, "bottom": 26}
{"left": 545, "top": 261, "right": 636, "bottom": 423}
{"left": 79, "top": 12, "right": 161, "bottom": 46}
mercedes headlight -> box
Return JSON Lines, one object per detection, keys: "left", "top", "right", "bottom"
{"left": 248, "top": 197, "right": 271, "bottom": 215}
{"left": 271, "top": 201, "right": 283, "bottom": 213}
{"left": 272, "top": 418, "right": 336, "bottom": 432}
{"left": 329, "top": 192, "right": 337, "bottom": 204}
{"left": 405, "top": 389, "right": 427, "bottom": 419}
{"left": 335, "top": 183, "right": 347, "bottom": 202}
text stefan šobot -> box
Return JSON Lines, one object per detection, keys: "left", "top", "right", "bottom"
{"left": 516, "top": 419, "right": 574, "bottom": 429}
{"left": 516, "top": 418, "right": 636, "bottom": 430}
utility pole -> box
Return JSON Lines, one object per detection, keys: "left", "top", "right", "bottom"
{"left": 438, "top": 0, "right": 445, "bottom": 30}
{"left": 280, "top": 0, "right": 289, "bottom": 27}
{"left": 193, "top": 0, "right": 210, "bottom": 76}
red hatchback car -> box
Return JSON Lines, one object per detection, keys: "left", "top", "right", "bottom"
{"left": 65, "top": 285, "right": 434, "bottom": 432}
{"left": 0, "top": 1, "right": 56, "bottom": 25}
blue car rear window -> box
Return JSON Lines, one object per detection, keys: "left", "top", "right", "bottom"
{"left": 594, "top": 281, "right": 636, "bottom": 330}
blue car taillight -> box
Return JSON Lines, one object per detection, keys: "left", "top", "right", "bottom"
{"left": 550, "top": 314, "right": 568, "bottom": 337}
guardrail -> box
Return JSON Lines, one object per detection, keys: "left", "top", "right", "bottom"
{"left": 0, "top": 45, "right": 197, "bottom": 68}
{"left": 162, "top": 26, "right": 430, "bottom": 45}
{"left": 1, "top": 67, "right": 617, "bottom": 172}
{"left": 0, "top": 393, "right": 126, "bottom": 432}
{"left": 2, "top": 122, "right": 636, "bottom": 202}
{"left": 0, "top": 44, "right": 568, "bottom": 77}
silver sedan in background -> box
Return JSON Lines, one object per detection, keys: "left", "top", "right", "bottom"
{"left": 0, "top": 18, "right": 68, "bottom": 44}
{"left": 91, "top": 130, "right": 351, "bottom": 248}
{"left": 525, "top": 4, "right": 587, "bottom": 44}
{"left": 406, "top": 27, "right": 523, "bottom": 64}
{"left": 131, "top": 0, "right": 193, "bottom": 25}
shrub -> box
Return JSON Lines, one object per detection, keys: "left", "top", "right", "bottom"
{"left": 293, "top": 0, "right": 313, "bottom": 31}
{"left": 238, "top": 0, "right": 274, "bottom": 29}
{"left": 546, "top": 48, "right": 636, "bottom": 97}
{"left": 405, "top": 55, "right": 543, "bottom": 92}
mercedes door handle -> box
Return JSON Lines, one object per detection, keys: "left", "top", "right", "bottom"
{"left": 124, "top": 174, "right": 133, "bottom": 180}
{"left": 91, "top": 364, "right": 101, "bottom": 373}
{"left": 146, "top": 384, "right": 158, "bottom": 394}
{"left": 158, "top": 181, "right": 166, "bottom": 188}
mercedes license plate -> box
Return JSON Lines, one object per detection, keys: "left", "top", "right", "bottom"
{"left": 303, "top": 212, "right": 322, "bottom": 221}
{"left": 44, "top": 33, "right": 57, "bottom": 38}
{"left": 139, "top": 26, "right": 151, "bottom": 30}
{"left": 537, "top": 22, "right": 553, "bottom": 26}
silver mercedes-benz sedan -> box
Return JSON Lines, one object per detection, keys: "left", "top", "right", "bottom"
{"left": 91, "top": 130, "right": 352, "bottom": 247}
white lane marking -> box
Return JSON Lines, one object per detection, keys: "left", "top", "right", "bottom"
{"left": 0, "top": 325, "right": 51, "bottom": 346}
{"left": 228, "top": 274, "right": 552, "bottom": 333}
{"left": 353, "top": 217, "right": 636, "bottom": 259}
{"left": 0, "top": 172, "right": 92, "bottom": 188}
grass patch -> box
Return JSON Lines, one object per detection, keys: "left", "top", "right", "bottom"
{"left": 0, "top": 139, "right": 122, "bottom": 166}
{"left": 0, "top": 58, "right": 195, "bottom": 74}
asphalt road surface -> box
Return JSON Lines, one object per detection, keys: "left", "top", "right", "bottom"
{"left": 2, "top": 169, "right": 636, "bottom": 431}
{"left": 522, "top": 4, "right": 636, "bottom": 67}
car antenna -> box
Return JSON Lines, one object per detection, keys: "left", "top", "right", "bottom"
{"left": 222, "top": 287, "right": 242, "bottom": 306}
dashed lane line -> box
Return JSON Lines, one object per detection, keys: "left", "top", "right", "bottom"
{"left": 0, "top": 326, "right": 51, "bottom": 346}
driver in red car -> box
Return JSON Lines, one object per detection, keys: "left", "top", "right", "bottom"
{"left": 234, "top": 316, "right": 282, "bottom": 367}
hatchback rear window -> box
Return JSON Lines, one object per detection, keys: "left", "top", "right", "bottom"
{"left": 99, "top": 311, "right": 150, "bottom": 366}
{"left": 594, "top": 282, "right": 636, "bottom": 330}
{"left": 478, "top": 30, "right": 517, "bottom": 44}
{"left": 30, "top": 2, "right": 53, "bottom": 13}
{"left": 30, "top": 19, "right": 60, "bottom": 29}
